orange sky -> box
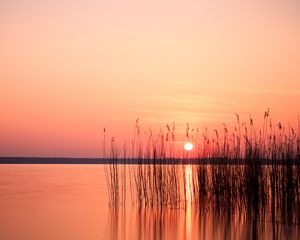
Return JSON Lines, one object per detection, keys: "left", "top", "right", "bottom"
{"left": 1, "top": 1, "right": 300, "bottom": 157}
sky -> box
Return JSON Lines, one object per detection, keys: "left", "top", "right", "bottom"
{"left": 1, "top": 0, "right": 300, "bottom": 157}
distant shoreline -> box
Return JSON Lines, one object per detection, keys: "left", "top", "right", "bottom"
{"left": 0, "top": 157, "right": 299, "bottom": 165}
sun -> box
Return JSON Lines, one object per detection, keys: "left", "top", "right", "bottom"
{"left": 184, "top": 142, "right": 193, "bottom": 151}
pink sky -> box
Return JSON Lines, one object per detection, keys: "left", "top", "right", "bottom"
{"left": 1, "top": 1, "right": 300, "bottom": 157}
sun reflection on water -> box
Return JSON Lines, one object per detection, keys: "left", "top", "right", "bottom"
{"left": 185, "top": 165, "right": 193, "bottom": 202}
{"left": 185, "top": 165, "right": 193, "bottom": 240}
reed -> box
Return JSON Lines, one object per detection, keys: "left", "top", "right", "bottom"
{"left": 104, "top": 111, "right": 300, "bottom": 225}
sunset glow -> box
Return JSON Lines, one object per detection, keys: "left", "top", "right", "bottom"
{"left": 0, "top": 1, "right": 300, "bottom": 157}
{"left": 1, "top": 2, "right": 300, "bottom": 240}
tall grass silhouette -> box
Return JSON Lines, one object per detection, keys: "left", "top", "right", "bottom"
{"left": 104, "top": 111, "right": 300, "bottom": 226}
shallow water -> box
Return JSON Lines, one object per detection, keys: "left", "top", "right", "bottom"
{"left": 0, "top": 164, "right": 299, "bottom": 240}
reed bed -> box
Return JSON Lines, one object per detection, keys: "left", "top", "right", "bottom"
{"left": 104, "top": 111, "right": 300, "bottom": 225}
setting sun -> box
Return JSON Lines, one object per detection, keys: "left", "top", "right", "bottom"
{"left": 184, "top": 142, "right": 194, "bottom": 151}
{"left": 1, "top": 1, "right": 300, "bottom": 239}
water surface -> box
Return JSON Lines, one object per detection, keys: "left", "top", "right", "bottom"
{"left": 0, "top": 164, "right": 299, "bottom": 240}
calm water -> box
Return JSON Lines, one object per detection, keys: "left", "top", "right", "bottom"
{"left": 0, "top": 164, "right": 299, "bottom": 240}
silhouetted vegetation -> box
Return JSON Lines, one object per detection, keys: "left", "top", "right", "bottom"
{"left": 105, "top": 111, "right": 300, "bottom": 229}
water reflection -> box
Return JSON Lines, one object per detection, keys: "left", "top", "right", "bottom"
{"left": 185, "top": 165, "right": 193, "bottom": 202}
{"left": 108, "top": 202, "right": 300, "bottom": 240}
{"left": 2, "top": 164, "right": 299, "bottom": 240}
{"left": 107, "top": 165, "right": 300, "bottom": 240}
{"left": 185, "top": 165, "right": 192, "bottom": 240}
{"left": 185, "top": 200, "right": 192, "bottom": 240}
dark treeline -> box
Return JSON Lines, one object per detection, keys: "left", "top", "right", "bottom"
{"left": 2, "top": 157, "right": 300, "bottom": 165}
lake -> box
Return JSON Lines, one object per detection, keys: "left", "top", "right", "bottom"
{"left": 0, "top": 164, "right": 299, "bottom": 240}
